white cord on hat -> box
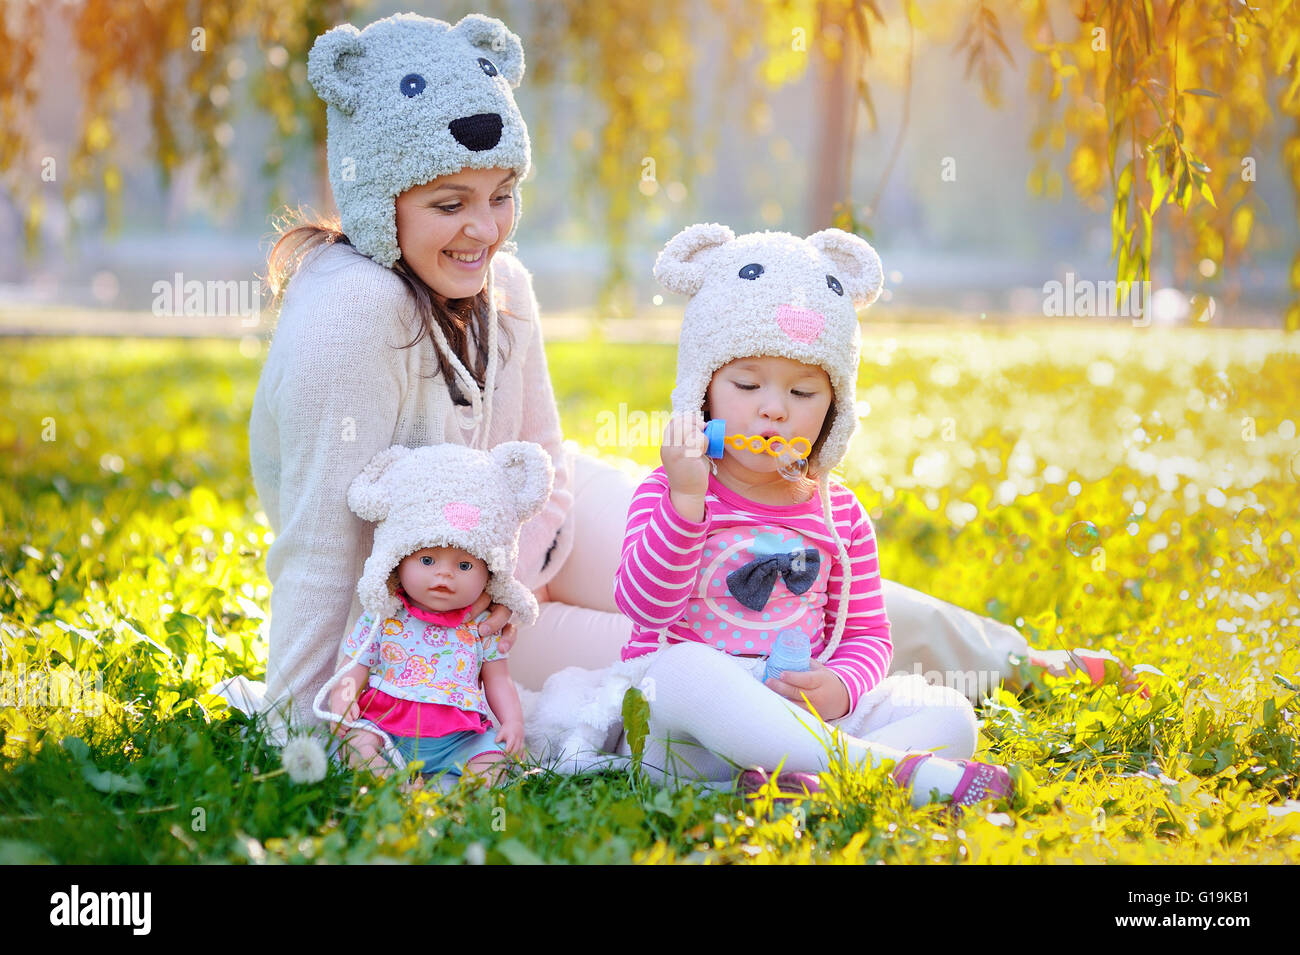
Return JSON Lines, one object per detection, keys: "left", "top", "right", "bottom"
{"left": 427, "top": 260, "right": 500, "bottom": 450}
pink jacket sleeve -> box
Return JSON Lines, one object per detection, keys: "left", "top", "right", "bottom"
{"left": 614, "top": 470, "right": 709, "bottom": 630}
{"left": 820, "top": 486, "right": 893, "bottom": 710}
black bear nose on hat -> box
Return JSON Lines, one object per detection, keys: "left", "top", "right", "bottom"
{"left": 449, "top": 113, "right": 504, "bottom": 151}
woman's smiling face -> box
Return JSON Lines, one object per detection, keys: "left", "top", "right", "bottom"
{"left": 393, "top": 167, "right": 516, "bottom": 299}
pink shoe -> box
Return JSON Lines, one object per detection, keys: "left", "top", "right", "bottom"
{"left": 737, "top": 768, "right": 821, "bottom": 799}
{"left": 950, "top": 759, "right": 1013, "bottom": 812}
{"left": 1030, "top": 648, "right": 1155, "bottom": 699}
{"left": 893, "top": 754, "right": 1013, "bottom": 814}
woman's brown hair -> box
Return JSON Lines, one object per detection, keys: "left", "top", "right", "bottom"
{"left": 265, "top": 208, "right": 512, "bottom": 402}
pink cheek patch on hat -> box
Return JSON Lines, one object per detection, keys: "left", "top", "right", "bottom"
{"left": 775, "top": 305, "right": 825, "bottom": 343}
{"left": 444, "top": 502, "right": 480, "bottom": 530}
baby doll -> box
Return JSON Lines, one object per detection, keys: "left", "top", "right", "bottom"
{"left": 314, "top": 441, "right": 553, "bottom": 785}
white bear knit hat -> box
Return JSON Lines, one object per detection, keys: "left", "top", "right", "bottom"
{"left": 656, "top": 224, "right": 884, "bottom": 476}
{"left": 348, "top": 441, "right": 553, "bottom": 628}
{"left": 654, "top": 224, "right": 884, "bottom": 661}
{"left": 308, "top": 12, "right": 531, "bottom": 269}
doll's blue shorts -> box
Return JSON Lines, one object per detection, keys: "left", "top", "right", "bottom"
{"left": 391, "top": 727, "right": 506, "bottom": 776}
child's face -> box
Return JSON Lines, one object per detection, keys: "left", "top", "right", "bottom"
{"left": 397, "top": 546, "right": 489, "bottom": 613}
{"left": 705, "top": 356, "right": 833, "bottom": 472}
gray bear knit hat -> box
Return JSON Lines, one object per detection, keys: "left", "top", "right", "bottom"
{"left": 654, "top": 224, "right": 884, "bottom": 661}
{"left": 347, "top": 441, "right": 554, "bottom": 628}
{"left": 308, "top": 12, "right": 531, "bottom": 269}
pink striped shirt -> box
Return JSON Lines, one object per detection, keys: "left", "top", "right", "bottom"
{"left": 615, "top": 468, "right": 892, "bottom": 710}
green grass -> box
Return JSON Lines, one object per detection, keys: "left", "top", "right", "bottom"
{"left": 2, "top": 326, "right": 1299, "bottom": 863}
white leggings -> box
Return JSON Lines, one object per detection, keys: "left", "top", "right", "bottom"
{"left": 508, "top": 453, "right": 1029, "bottom": 700}
{"left": 618, "top": 642, "right": 978, "bottom": 784}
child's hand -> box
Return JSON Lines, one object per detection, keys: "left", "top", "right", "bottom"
{"left": 660, "top": 411, "right": 710, "bottom": 518}
{"left": 495, "top": 719, "right": 526, "bottom": 757}
{"left": 766, "top": 662, "right": 850, "bottom": 721}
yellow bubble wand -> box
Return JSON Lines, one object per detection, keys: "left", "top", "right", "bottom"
{"left": 703, "top": 419, "right": 812, "bottom": 461}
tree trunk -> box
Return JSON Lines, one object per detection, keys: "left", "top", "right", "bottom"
{"left": 807, "top": 1, "right": 863, "bottom": 231}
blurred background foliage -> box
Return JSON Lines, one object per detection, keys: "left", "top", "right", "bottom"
{"left": 0, "top": 0, "right": 1298, "bottom": 321}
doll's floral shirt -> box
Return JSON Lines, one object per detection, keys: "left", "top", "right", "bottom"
{"left": 343, "top": 604, "right": 504, "bottom": 716}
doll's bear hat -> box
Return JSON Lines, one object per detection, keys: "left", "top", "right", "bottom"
{"left": 308, "top": 13, "right": 531, "bottom": 268}
{"left": 655, "top": 224, "right": 884, "bottom": 475}
{"left": 348, "top": 442, "right": 553, "bottom": 627}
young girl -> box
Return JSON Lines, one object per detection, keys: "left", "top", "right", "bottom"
{"left": 314, "top": 440, "right": 552, "bottom": 784}
{"left": 613, "top": 223, "right": 1012, "bottom": 808}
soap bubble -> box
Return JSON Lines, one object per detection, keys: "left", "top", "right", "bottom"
{"left": 1200, "top": 371, "right": 1235, "bottom": 410}
{"left": 1066, "top": 521, "right": 1100, "bottom": 557}
{"left": 1231, "top": 505, "right": 1273, "bottom": 541}
{"left": 1290, "top": 451, "right": 1300, "bottom": 482}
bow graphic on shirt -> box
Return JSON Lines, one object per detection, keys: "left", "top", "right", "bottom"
{"left": 725, "top": 532, "right": 821, "bottom": 611}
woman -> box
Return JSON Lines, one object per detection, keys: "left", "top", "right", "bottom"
{"left": 244, "top": 11, "right": 1129, "bottom": 747}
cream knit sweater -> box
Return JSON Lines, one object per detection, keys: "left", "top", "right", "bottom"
{"left": 248, "top": 242, "right": 574, "bottom": 729}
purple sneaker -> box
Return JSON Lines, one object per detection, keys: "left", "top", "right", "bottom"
{"left": 737, "top": 768, "right": 822, "bottom": 799}
{"left": 950, "top": 759, "right": 1013, "bottom": 812}
{"left": 894, "top": 753, "right": 1013, "bottom": 815}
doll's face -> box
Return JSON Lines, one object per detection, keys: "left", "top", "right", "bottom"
{"left": 397, "top": 545, "right": 489, "bottom": 613}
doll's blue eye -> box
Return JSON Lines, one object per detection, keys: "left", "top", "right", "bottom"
{"left": 478, "top": 58, "right": 498, "bottom": 77}
{"left": 459, "top": 561, "right": 473, "bottom": 571}
{"left": 739, "top": 263, "right": 764, "bottom": 280}
{"left": 421, "top": 556, "right": 432, "bottom": 565}
{"left": 400, "top": 74, "right": 426, "bottom": 97}
{"left": 826, "top": 274, "right": 844, "bottom": 296}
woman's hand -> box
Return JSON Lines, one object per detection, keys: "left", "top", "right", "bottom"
{"left": 660, "top": 411, "right": 710, "bottom": 520}
{"left": 471, "top": 589, "right": 517, "bottom": 651}
{"left": 765, "top": 661, "right": 850, "bottom": 721}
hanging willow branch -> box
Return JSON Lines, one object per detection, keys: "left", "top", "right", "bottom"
{"left": 0, "top": 0, "right": 1297, "bottom": 327}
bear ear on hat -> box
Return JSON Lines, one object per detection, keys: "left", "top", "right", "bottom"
{"left": 452, "top": 14, "right": 525, "bottom": 87}
{"left": 654, "top": 223, "right": 735, "bottom": 297}
{"left": 347, "top": 445, "right": 413, "bottom": 522}
{"left": 490, "top": 441, "right": 553, "bottom": 522}
{"left": 808, "top": 229, "right": 884, "bottom": 308}
{"left": 307, "top": 24, "right": 366, "bottom": 116}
